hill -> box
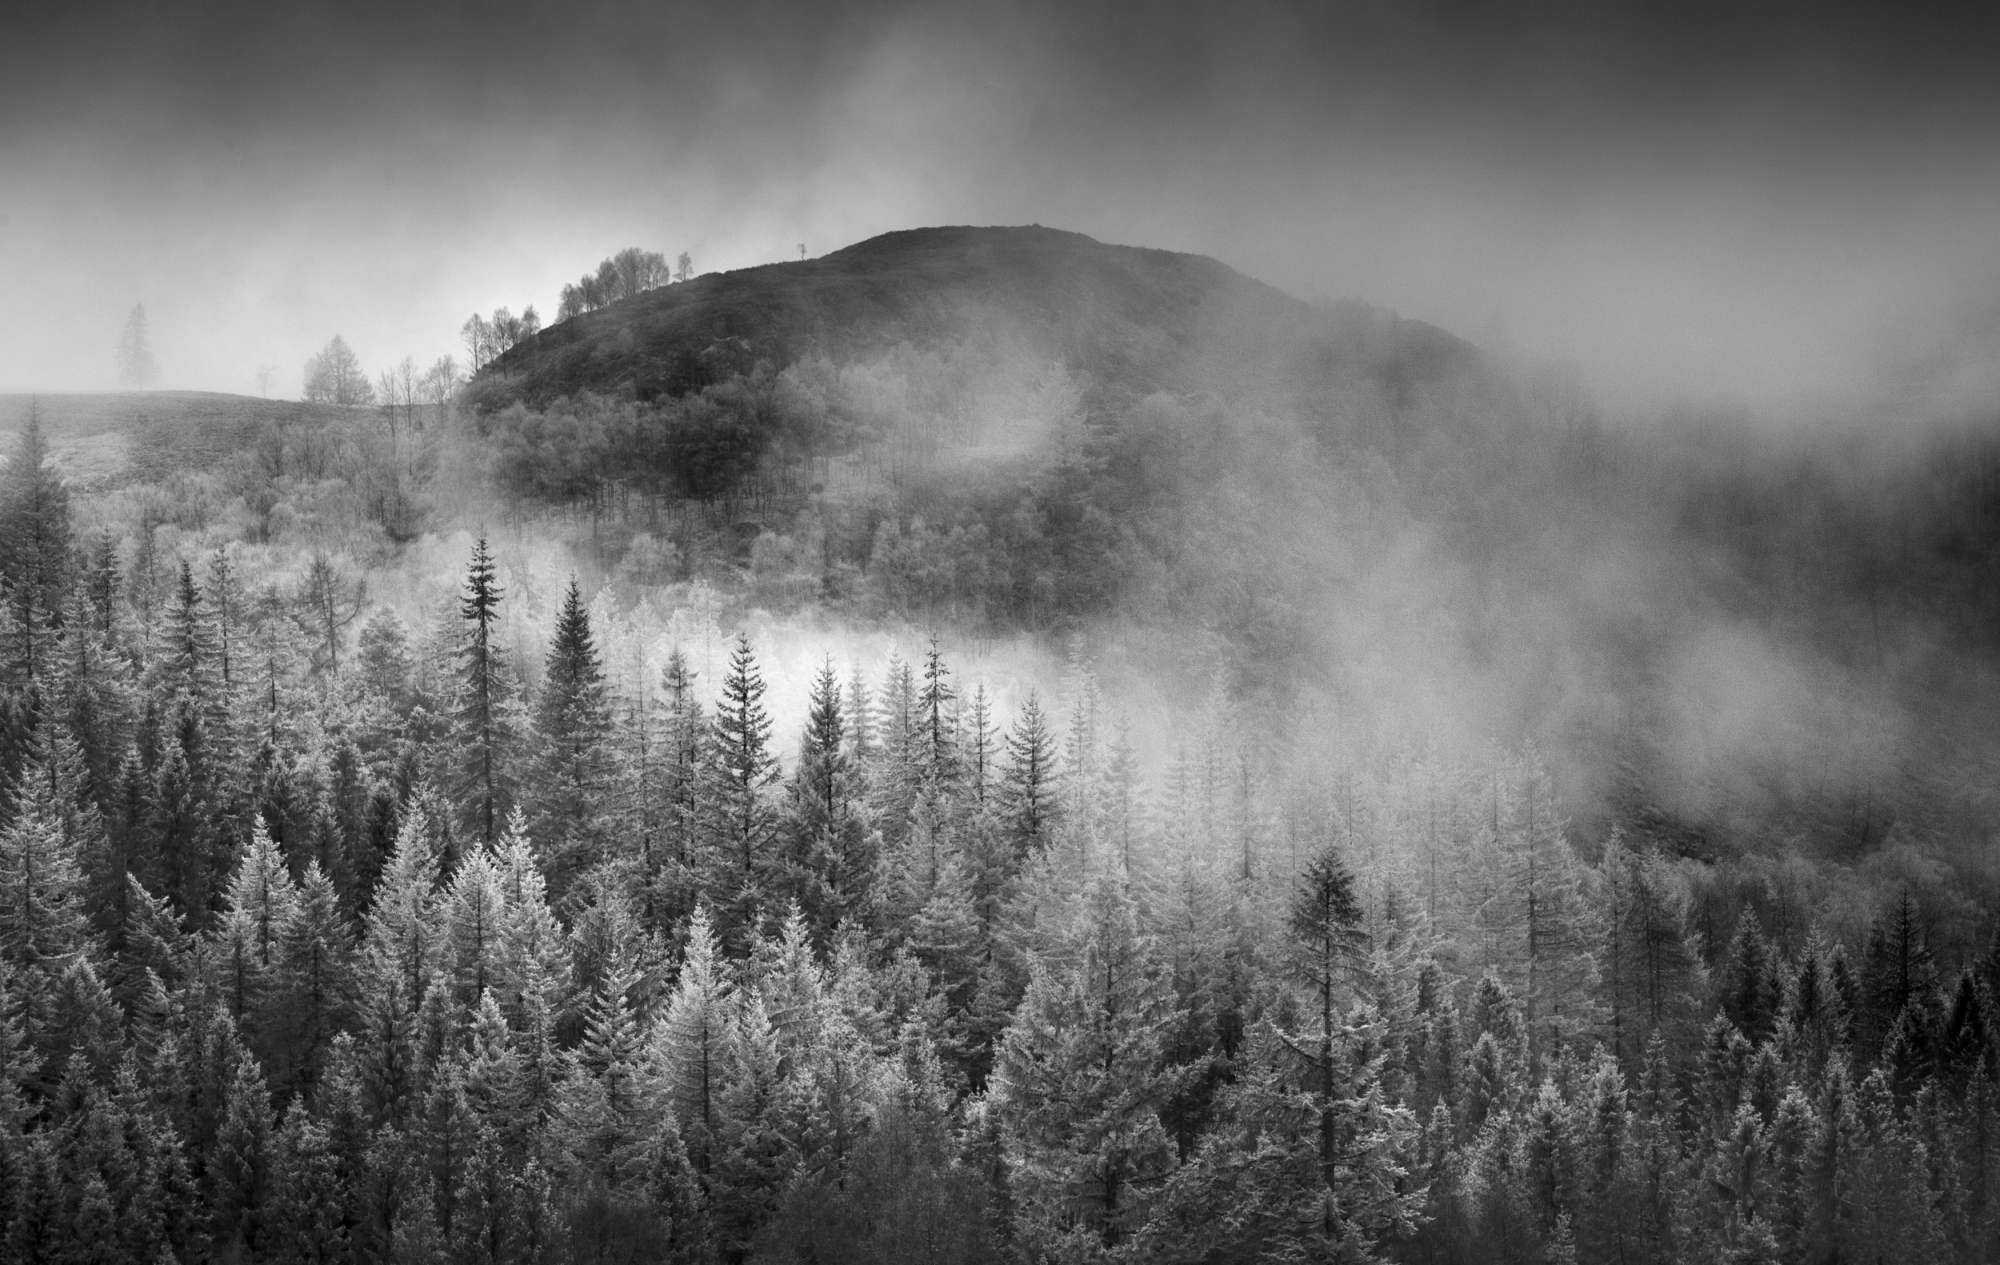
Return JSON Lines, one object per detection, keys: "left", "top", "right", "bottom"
{"left": 0, "top": 391, "right": 359, "bottom": 486}
{"left": 477, "top": 225, "right": 1476, "bottom": 410}
{"left": 460, "top": 225, "right": 2000, "bottom": 871}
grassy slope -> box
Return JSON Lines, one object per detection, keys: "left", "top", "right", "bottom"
{"left": 0, "top": 391, "right": 356, "bottom": 486}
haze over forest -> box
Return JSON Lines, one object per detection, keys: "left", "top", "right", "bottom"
{"left": 1, "top": 3, "right": 1999, "bottom": 1265}
{"left": 5, "top": 0, "right": 2000, "bottom": 411}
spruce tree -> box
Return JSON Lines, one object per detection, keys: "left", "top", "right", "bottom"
{"left": 988, "top": 876, "right": 1179, "bottom": 1255}
{"left": 916, "top": 636, "right": 958, "bottom": 792}
{"left": 0, "top": 406, "right": 72, "bottom": 687}
{"left": 275, "top": 861, "right": 354, "bottom": 1095}
{"left": 530, "top": 577, "right": 613, "bottom": 897}
{"left": 1287, "top": 845, "right": 1368, "bottom": 1205}
{"left": 704, "top": 632, "right": 777, "bottom": 940}
{"left": 781, "top": 657, "right": 869, "bottom": 934}
{"left": 454, "top": 537, "right": 516, "bottom": 848}
{"left": 964, "top": 681, "right": 997, "bottom": 809}
{"left": 0, "top": 800, "right": 91, "bottom": 970}
{"left": 998, "top": 690, "right": 1060, "bottom": 859}
{"left": 660, "top": 904, "right": 733, "bottom": 1177}
{"left": 657, "top": 648, "right": 706, "bottom": 930}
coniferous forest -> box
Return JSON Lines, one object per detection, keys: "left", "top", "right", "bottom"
{"left": 3, "top": 344, "right": 2000, "bottom": 1265}
{"left": 12, "top": 0, "right": 2000, "bottom": 1257}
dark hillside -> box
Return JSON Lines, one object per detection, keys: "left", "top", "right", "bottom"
{"left": 478, "top": 225, "right": 1477, "bottom": 411}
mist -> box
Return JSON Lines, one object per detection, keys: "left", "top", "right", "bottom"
{"left": 7, "top": 0, "right": 1998, "bottom": 417}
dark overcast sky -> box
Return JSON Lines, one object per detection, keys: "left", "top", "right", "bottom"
{"left": 4, "top": 0, "right": 1997, "bottom": 407}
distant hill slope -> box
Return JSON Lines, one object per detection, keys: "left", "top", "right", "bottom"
{"left": 479, "top": 225, "right": 1477, "bottom": 409}
{"left": 0, "top": 392, "right": 355, "bottom": 485}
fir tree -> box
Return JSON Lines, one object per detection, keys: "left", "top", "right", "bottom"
{"left": 274, "top": 862, "right": 354, "bottom": 1096}
{"left": 454, "top": 537, "right": 516, "bottom": 848}
{"left": 207, "top": 820, "right": 297, "bottom": 1036}
{"left": 0, "top": 800, "right": 91, "bottom": 970}
{"left": 781, "top": 657, "right": 870, "bottom": 935}
{"left": 916, "top": 636, "right": 958, "bottom": 792}
{"left": 998, "top": 690, "right": 1059, "bottom": 859}
{"left": 988, "top": 876, "right": 1181, "bottom": 1255}
{"left": 660, "top": 904, "right": 733, "bottom": 1177}
{"left": 657, "top": 648, "right": 706, "bottom": 930}
{"left": 0, "top": 406, "right": 71, "bottom": 687}
{"left": 444, "top": 842, "right": 509, "bottom": 1008}
{"left": 964, "top": 681, "right": 997, "bottom": 810}
{"left": 530, "top": 576, "right": 614, "bottom": 898}
{"left": 1281, "top": 842, "right": 1407, "bottom": 1252}
{"left": 705, "top": 632, "right": 777, "bottom": 940}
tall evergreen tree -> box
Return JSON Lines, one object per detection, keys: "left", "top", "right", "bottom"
{"left": 988, "top": 876, "right": 1180, "bottom": 1256}
{"left": 0, "top": 406, "right": 72, "bottom": 688}
{"left": 0, "top": 800, "right": 91, "bottom": 971}
{"left": 660, "top": 904, "right": 733, "bottom": 1178}
{"left": 998, "top": 691, "right": 1060, "bottom": 859}
{"left": 1287, "top": 845, "right": 1369, "bottom": 1207}
{"left": 274, "top": 861, "right": 355, "bottom": 1095}
{"left": 656, "top": 648, "right": 706, "bottom": 931}
{"left": 781, "top": 657, "right": 870, "bottom": 935}
{"left": 530, "top": 576, "right": 613, "bottom": 897}
{"left": 916, "top": 636, "right": 958, "bottom": 792}
{"left": 964, "top": 681, "right": 997, "bottom": 810}
{"left": 454, "top": 537, "right": 517, "bottom": 848}
{"left": 704, "top": 632, "right": 777, "bottom": 940}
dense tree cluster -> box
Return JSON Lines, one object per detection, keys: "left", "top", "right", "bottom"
{"left": 554, "top": 247, "right": 691, "bottom": 322}
{"left": 0, "top": 407, "right": 1997, "bottom": 1264}
{"left": 463, "top": 309, "right": 543, "bottom": 375}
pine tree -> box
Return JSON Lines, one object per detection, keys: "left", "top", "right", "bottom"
{"left": 13, "top": 720, "right": 114, "bottom": 940}
{"left": 915, "top": 636, "right": 958, "bottom": 792}
{"left": 1606, "top": 838, "right": 1706, "bottom": 1065}
{"left": 275, "top": 861, "right": 355, "bottom": 1095}
{"left": 870, "top": 654, "right": 918, "bottom": 841}
{"left": 656, "top": 648, "right": 706, "bottom": 932}
{"left": 0, "top": 406, "right": 72, "bottom": 687}
{"left": 531, "top": 577, "right": 614, "bottom": 898}
{"left": 354, "top": 800, "right": 444, "bottom": 1124}
{"left": 1103, "top": 715, "right": 1141, "bottom": 873}
{"left": 1862, "top": 889, "right": 1938, "bottom": 1054}
{"left": 0, "top": 757, "right": 96, "bottom": 969}
{"left": 210, "top": 1058, "right": 274, "bottom": 1257}
{"left": 1720, "top": 908, "right": 1781, "bottom": 1044}
{"left": 659, "top": 904, "right": 733, "bottom": 1177}
{"left": 157, "top": 560, "right": 228, "bottom": 743}
{"left": 1286, "top": 843, "right": 1370, "bottom": 1211}
{"left": 988, "top": 876, "right": 1180, "bottom": 1255}
{"left": 710, "top": 991, "right": 798, "bottom": 1261}
{"left": 998, "top": 690, "right": 1059, "bottom": 859}
{"left": 1060, "top": 655, "right": 1101, "bottom": 858}
{"left": 454, "top": 537, "right": 517, "bottom": 848}
{"left": 781, "top": 657, "right": 870, "bottom": 936}
{"left": 493, "top": 810, "right": 568, "bottom": 1048}
{"left": 207, "top": 821, "right": 297, "bottom": 1042}
{"left": 444, "top": 842, "right": 509, "bottom": 1008}
{"left": 964, "top": 681, "right": 997, "bottom": 810}
{"left": 705, "top": 632, "right": 777, "bottom": 941}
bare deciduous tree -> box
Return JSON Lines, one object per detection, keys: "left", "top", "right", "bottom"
{"left": 296, "top": 549, "right": 365, "bottom": 672}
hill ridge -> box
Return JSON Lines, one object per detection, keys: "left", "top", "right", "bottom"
{"left": 478, "top": 224, "right": 1477, "bottom": 410}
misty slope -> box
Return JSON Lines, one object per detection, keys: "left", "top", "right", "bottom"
{"left": 0, "top": 391, "right": 358, "bottom": 487}
{"left": 463, "top": 225, "right": 2000, "bottom": 868}
{"left": 479, "top": 225, "right": 1475, "bottom": 410}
